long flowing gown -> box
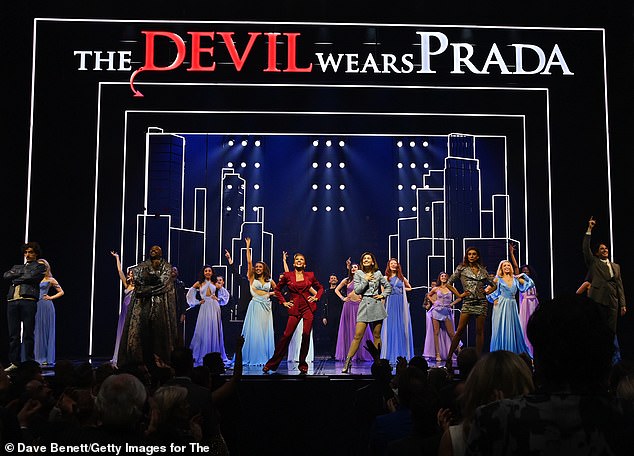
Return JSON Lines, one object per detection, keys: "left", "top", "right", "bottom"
{"left": 487, "top": 274, "right": 534, "bottom": 355}
{"left": 335, "top": 280, "right": 373, "bottom": 361}
{"left": 423, "top": 289, "right": 458, "bottom": 361}
{"left": 187, "top": 280, "right": 228, "bottom": 366}
{"left": 518, "top": 285, "right": 539, "bottom": 354}
{"left": 380, "top": 276, "right": 414, "bottom": 363}
{"left": 34, "top": 281, "right": 55, "bottom": 364}
{"left": 112, "top": 288, "right": 133, "bottom": 365}
{"left": 240, "top": 280, "right": 274, "bottom": 365}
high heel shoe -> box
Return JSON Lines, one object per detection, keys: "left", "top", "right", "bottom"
{"left": 341, "top": 356, "right": 352, "bottom": 374}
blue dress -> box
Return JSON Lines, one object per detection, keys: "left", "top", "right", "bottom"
{"left": 187, "top": 280, "right": 228, "bottom": 366}
{"left": 34, "top": 281, "right": 55, "bottom": 364}
{"left": 487, "top": 274, "right": 534, "bottom": 355}
{"left": 380, "top": 276, "right": 414, "bottom": 363}
{"left": 240, "top": 280, "right": 274, "bottom": 365}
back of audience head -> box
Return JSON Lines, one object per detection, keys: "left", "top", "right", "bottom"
{"left": 527, "top": 294, "right": 613, "bottom": 393}
{"left": 456, "top": 347, "right": 478, "bottom": 380}
{"left": 616, "top": 373, "right": 634, "bottom": 402}
{"left": 460, "top": 350, "right": 534, "bottom": 429}
{"left": 170, "top": 346, "right": 195, "bottom": 377}
{"left": 203, "top": 352, "right": 226, "bottom": 376}
{"left": 152, "top": 385, "right": 190, "bottom": 427}
{"left": 397, "top": 366, "right": 429, "bottom": 408}
{"left": 96, "top": 373, "right": 147, "bottom": 429}
{"left": 371, "top": 359, "right": 393, "bottom": 381}
{"left": 408, "top": 355, "right": 429, "bottom": 374}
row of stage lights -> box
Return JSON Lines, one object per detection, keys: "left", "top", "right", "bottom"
{"left": 227, "top": 140, "right": 261, "bottom": 147}
{"left": 398, "top": 162, "right": 429, "bottom": 169}
{"left": 313, "top": 140, "right": 345, "bottom": 147}
{"left": 312, "top": 206, "right": 345, "bottom": 212}
{"left": 398, "top": 140, "right": 429, "bottom": 148}
{"left": 312, "top": 162, "right": 346, "bottom": 168}
{"left": 312, "top": 184, "right": 346, "bottom": 190}
{"left": 225, "top": 204, "right": 418, "bottom": 213}
{"left": 226, "top": 162, "right": 260, "bottom": 168}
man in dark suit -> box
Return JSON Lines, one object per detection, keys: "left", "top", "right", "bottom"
{"left": 583, "top": 216, "right": 627, "bottom": 360}
{"left": 264, "top": 253, "right": 324, "bottom": 374}
{"left": 3, "top": 242, "right": 46, "bottom": 371}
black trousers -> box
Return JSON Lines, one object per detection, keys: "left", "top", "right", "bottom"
{"left": 7, "top": 299, "right": 37, "bottom": 364}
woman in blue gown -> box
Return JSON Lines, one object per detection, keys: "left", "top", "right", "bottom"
{"left": 33, "top": 259, "right": 64, "bottom": 365}
{"left": 187, "top": 265, "right": 228, "bottom": 366}
{"left": 240, "top": 237, "right": 276, "bottom": 365}
{"left": 380, "top": 258, "right": 414, "bottom": 364}
{"left": 487, "top": 260, "right": 533, "bottom": 356}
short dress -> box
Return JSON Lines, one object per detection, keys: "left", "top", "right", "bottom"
{"left": 354, "top": 270, "right": 392, "bottom": 323}
{"left": 448, "top": 265, "right": 490, "bottom": 317}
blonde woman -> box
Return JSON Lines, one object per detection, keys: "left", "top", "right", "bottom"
{"left": 34, "top": 259, "right": 64, "bottom": 365}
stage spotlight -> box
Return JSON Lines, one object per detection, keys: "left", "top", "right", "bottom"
{"left": 397, "top": 140, "right": 403, "bottom": 147}
{"left": 313, "top": 140, "right": 319, "bottom": 147}
{"left": 227, "top": 162, "right": 234, "bottom": 167}
{"left": 339, "top": 206, "right": 345, "bottom": 212}
{"left": 226, "top": 206, "right": 232, "bottom": 211}
{"left": 312, "top": 206, "right": 318, "bottom": 212}
{"left": 254, "top": 140, "right": 261, "bottom": 147}
{"left": 339, "top": 162, "right": 345, "bottom": 168}
{"left": 326, "top": 206, "right": 332, "bottom": 212}
{"left": 240, "top": 162, "right": 247, "bottom": 168}
{"left": 325, "top": 184, "right": 331, "bottom": 190}
{"left": 326, "top": 140, "right": 332, "bottom": 147}
{"left": 411, "top": 184, "right": 417, "bottom": 190}
{"left": 254, "top": 162, "right": 261, "bottom": 168}
{"left": 422, "top": 140, "right": 429, "bottom": 147}
{"left": 226, "top": 184, "right": 233, "bottom": 190}
{"left": 339, "top": 184, "right": 345, "bottom": 190}
{"left": 312, "top": 184, "right": 318, "bottom": 190}
{"left": 423, "top": 162, "right": 429, "bottom": 168}
{"left": 241, "top": 140, "right": 248, "bottom": 147}
{"left": 339, "top": 140, "right": 345, "bottom": 147}
{"left": 398, "top": 206, "right": 404, "bottom": 212}
{"left": 397, "top": 184, "right": 403, "bottom": 190}
{"left": 397, "top": 162, "right": 403, "bottom": 169}
{"left": 253, "top": 184, "right": 260, "bottom": 190}
{"left": 409, "top": 141, "right": 415, "bottom": 147}
{"left": 253, "top": 207, "right": 258, "bottom": 212}
{"left": 228, "top": 140, "right": 234, "bottom": 146}
{"left": 326, "top": 162, "right": 332, "bottom": 168}
{"left": 425, "top": 206, "right": 430, "bottom": 211}
{"left": 410, "top": 163, "right": 416, "bottom": 168}
{"left": 412, "top": 206, "right": 417, "bottom": 211}
{"left": 312, "top": 162, "right": 318, "bottom": 168}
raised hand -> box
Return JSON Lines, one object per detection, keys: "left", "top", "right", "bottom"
{"left": 588, "top": 216, "right": 596, "bottom": 230}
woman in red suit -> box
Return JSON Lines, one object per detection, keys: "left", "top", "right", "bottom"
{"left": 263, "top": 253, "right": 324, "bottom": 374}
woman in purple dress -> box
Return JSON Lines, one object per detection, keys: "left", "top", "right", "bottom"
{"left": 423, "top": 272, "right": 461, "bottom": 362}
{"left": 187, "top": 265, "right": 228, "bottom": 366}
{"left": 111, "top": 251, "right": 134, "bottom": 366}
{"left": 334, "top": 259, "right": 374, "bottom": 362}
{"left": 33, "top": 259, "right": 64, "bottom": 365}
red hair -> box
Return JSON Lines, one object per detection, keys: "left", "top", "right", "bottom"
{"left": 385, "top": 258, "right": 405, "bottom": 281}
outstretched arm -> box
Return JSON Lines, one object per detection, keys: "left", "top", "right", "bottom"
{"left": 508, "top": 243, "right": 520, "bottom": 275}
{"left": 245, "top": 237, "right": 253, "bottom": 280}
{"left": 111, "top": 251, "right": 127, "bottom": 287}
{"left": 282, "top": 251, "right": 289, "bottom": 273}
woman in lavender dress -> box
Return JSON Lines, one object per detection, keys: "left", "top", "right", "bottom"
{"left": 509, "top": 243, "right": 539, "bottom": 354}
{"left": 111, "top": 251, "right": 134, "bottom": 366}
{"left": 33, "top": 259, "right": 64, "bottom": 365}
{"left": 423, "top": 272, "right": 461, "bottom": 362}
{"left": 334, "top": 259, "right": 373, "bottom": 362}
{"left": 187, "top": 265, "right": 228, "bottom": 366}
{"left": 380, "top": 258, "right": 414, "bottom": 364}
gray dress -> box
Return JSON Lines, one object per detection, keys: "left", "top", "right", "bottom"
{"left": 354, "top": 270, "right": 392, "bottom": 322}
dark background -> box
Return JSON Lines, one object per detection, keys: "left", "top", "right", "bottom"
{"left": 2, "top": 1, "right": 633, "bottom": 362}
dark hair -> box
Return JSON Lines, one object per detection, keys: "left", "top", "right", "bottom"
{"left": 22, "top": 241, "right": 41, "bottom": 258}
{"left": 527, "top": 294, "right": 613, "bottom": 392}
{"left": 198, "top": 264, "right": 214, "bottom": 283}
{"left": 460, "top": 247, "right": 482, "bottom": 267}
{"left": 360, "top": 252, "right": 379, "bottom": 273}
{"left": 254, "top": 261, "right": 271, "bottom": 281}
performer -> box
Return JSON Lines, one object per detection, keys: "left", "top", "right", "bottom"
{"left": 240, "top": 237, "right": 275, "bottom": 365}
{"left": 445, "top": 247, "right": 495, "bottom": 371}
{"left": 341, "top": 252, "right": 392, "bottom": 374}
{"left": 321, "top": 272, "right": 343, "bottom": 360}
{"left": 282, "top": 251, "right": 315, "bottom": 365}
{"left": 187, "top": 265, "right": 228, "bottom": 366}
{"left": 263, "top": 252, "right": 324, "bottom": 375}
{"left": 110, "top": 251, "right": 134, "bottom": 366}
{"left": 33, "top": 259, "right": 64, "bottom": 365}
{"left": 171, "top": 265, "right": 188, "bottom": 347}
{"left": 117, "top": 245, "right": 178, "bottom": 371}
{"left": 486, "top": 260, "right": 533, "bottom": 355}
{"left": 380, "top": 258, "right": 414, "bottom": 364}
{"left": 508, "top": 243, "right": 539, "bottom": 354}
{"left": 423, "top": 272, "right": 461, "bottom": 362}
{"left": 224, "top": 249, "right": 250, "bottom": 320}
{"left": 3, "top": 242, "right": 47, "bottom": 371}
{"left": 583, "top": 216, "right": 627, "bottom": 361}
{"left": 334, "top": 259, "right": 373, "bottom": 362}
